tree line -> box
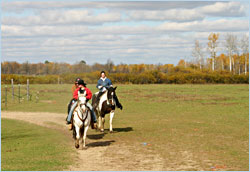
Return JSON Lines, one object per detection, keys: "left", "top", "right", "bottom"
{"left": 188, "top": 33, "right": 249, "bottom": 75}
{"left": 1, "top": 33, "right": 249, "bottom": 84}
{"left": 2, "top": 67, "right": 248, "bottom": 85}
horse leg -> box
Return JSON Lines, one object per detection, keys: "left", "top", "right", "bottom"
{"left": 72, "top": 125, "right": 76, "bottom": 139}
{"left": 98, "top": 116, "right": 102, "bottom": 131}
{"left": 109, "top": 111, "right": 115, "bottom": 133}
{"left": 101, "top": 117, "right": 105, "bottom": 132}
{"left": 75, "top": 125, "right": 80, "bottom": 149}
{"left": 83, "top": 125, "right": 89, "bottom": 149}
{"left": 79, "top": 127, "right": 84, "bottom": 150}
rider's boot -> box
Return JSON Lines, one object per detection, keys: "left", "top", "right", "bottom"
{"left": 68, "top": 123, "right": 73, "bottom": 130}
{"left": 91, "top": 122, "right": 97, "bottom": 129}
{"left": 90, "top": 111, "right": 98, "bottom": 129}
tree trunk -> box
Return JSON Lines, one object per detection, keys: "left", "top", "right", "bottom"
{"left": 212, "top": 57, "right": 215, "bottom": 71}
{"left": 245, "top": 55, "right": 247, "bottom": 75}
{"left": 232, "top": 58, "right": 235, "bottom": 74}
{"left": 229, "top": 55, "right": 232, "bottom": 72}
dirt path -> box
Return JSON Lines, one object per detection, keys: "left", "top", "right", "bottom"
{"left": 1, "top": 111, "right": 165, "bottom": 171}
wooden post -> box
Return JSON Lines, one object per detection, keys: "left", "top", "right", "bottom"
{"left": 18, "top": 84, "right": 21, "bottom": 103}
{"left": 27, "top": 79, "right": 29, "bottom": 101}
{"left": 11, "top": 79, "right": 14, "bottom": 100}
{"left": 5, "top": 86, "right": 7, "bottom": 108}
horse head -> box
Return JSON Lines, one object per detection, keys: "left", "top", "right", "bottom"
{"left": 107, "top": 86, "right": 117, "bottom": 106}
{"left": 78, "top": 87, "right": 87, "bottom": 112}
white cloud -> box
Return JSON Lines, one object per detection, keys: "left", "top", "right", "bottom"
{"left": 158, "top": 19, "right": 249, "bottom": 32}
{"left": 199, "top": 1, "right": 248, "bottom": 17}
{"left": 3, "top": 9, "right": 122, "bottom": 26}
{"left": 2, "top": 1, "right": 216, "bottom": 12}
{"left": 2, "top": 1, "right": 249, "bottom": 65}
{"left": 3, "top": 18, "right": 248, "bottom": 39}
{"left": 128, "top": 9, "right": 204, "bottom": 22}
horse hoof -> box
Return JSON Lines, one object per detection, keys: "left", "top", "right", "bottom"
{"left": 110, "top": 130, "right": 113, "bottom": 133}
{"left": 82, "top": 146, "right": 88, "bottom": 150}
{"left": 100, "top": 129, "right": 104, "bottom": 133}
{"left": 75, "top": 144, "right": 79, "bottom": 149}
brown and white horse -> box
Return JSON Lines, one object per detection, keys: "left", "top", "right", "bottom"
{"left": 92, "top": 87, "right": 118, "bottom": 133}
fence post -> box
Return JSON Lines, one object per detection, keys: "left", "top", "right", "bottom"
{"left": 27, "top": 79, "right": 29, "bottom": 101}
{"left": 11, "top": 79, "right": 14, "bottom": 100}
{"left": 5, "top": 86, "right": 7, "bottom": 108}
{"left": 18, "top": 84, "right": 21, "bottom": 103}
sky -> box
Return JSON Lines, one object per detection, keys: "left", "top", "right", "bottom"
{"left": 1, "top": 0, "right": 249, "bottom": 65}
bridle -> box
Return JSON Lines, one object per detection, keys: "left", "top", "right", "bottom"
{"left": 76, "top": 88, "right": 89, "bottom": 122}
{"left": 76, "top": 100, "right": 89, "bottom": 122}
{"left": 107, "top": 89, "right": 115, "bottom": 106}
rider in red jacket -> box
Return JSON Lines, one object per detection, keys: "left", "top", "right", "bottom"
{"left": 73, "top": 86, "right": 92, "bottom": 100}
{"left": 66, "top": 79, "right": 97, "bottom": 130}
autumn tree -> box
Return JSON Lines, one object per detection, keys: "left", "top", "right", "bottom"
{"left": 192, "top": 40, "right": 204, "bottom": 69}
{"left": 21, "top": 61, "right": 30, "bottom": 74}
{"left": 177, "top": 59, "right": 186, "bottom": 67}
{"left": 207, "top": 33, "right": 219, "bottom": 71}
{"left": 225, "top": 33, "right": 238, "bottom": 73}
{"left": 105, "top": 59, "right": 114, "bottom": 73}
{"left": 240, "top": 34, "right": 249, "bottom": 75}
{"left": 217, "top": 54, "right": 228, "bottom": 71}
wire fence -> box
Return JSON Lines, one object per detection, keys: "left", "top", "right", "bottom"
{"left": 2, "top": 79, "right": 40, "bottom": 109}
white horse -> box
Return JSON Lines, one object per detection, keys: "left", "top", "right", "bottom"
{"left": 72, "top": 87, "right": 91, "bottom": 149}
{"left": 92, "top": 87, "right": 117, "bottom": 133}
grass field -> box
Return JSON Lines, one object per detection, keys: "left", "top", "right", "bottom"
{"left": 1, "top": 118, "right": 74, "bottom": 171}
{"left": 1, "top": 84, "right": 249, "bottom": 170}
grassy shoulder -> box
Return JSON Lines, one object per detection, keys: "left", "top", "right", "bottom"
{"left": 1, "top": 118, "right": 74, "bottom": 171}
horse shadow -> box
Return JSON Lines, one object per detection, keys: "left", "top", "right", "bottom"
{"left": 87, "top": 133, "right": 105, "bottom": 140}
{"left": 110, "top": 127, "right": 133, "bottom": 133}
{"left": 86, "top": 140, "right": 115, "bottom": 147}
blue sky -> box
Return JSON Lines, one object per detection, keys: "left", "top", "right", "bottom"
{"left": 1, "top": 1, "right": 249, "bottom": 65}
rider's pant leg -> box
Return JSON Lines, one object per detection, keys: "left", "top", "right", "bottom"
{"left": 67, "top": 99, "right": 75, "bottom": 114}
{"left": 67, "top": 101, "right": 77, "bottom": 123}
{"left": 87, "top": 102, "right": 97, "bottom": 122}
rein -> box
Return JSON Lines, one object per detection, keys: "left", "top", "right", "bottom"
{"left": 76, "top": 106, "right": 89, "bottom": 123}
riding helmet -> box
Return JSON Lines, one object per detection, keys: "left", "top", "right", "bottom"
{"left": 77, "top": 79, "right": 87, "bottom": 87}
{"left": 75, "top": 77, "right": 81, "bottom": 84}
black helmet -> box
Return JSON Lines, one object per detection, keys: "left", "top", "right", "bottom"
{"left": 75, "top": 77, "right": 81, "bottom": 84}
{"left": 78, "top": 79, "right": 87, "bottom": 87}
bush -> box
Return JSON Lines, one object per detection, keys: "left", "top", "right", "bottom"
{"left": 1, "top": 72, "right": 249, "bottom": 85}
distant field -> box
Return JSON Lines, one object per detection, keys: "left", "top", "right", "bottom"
{"left": 1, "top": 84, "right": 249, "bottom": 170}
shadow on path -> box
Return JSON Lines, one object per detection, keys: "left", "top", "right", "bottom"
{"left": 111, "top": 127, "right": 133, "bottom": 133}
{"left": 87, "top": 133, "right": 105, "bottom": 140}
{"left": 86, "top": 140, "right": 115, "bottom": 147}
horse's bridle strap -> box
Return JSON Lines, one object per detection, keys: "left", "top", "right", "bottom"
{"left": 76, "top": 108, "right": 89, "bottom": 123}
